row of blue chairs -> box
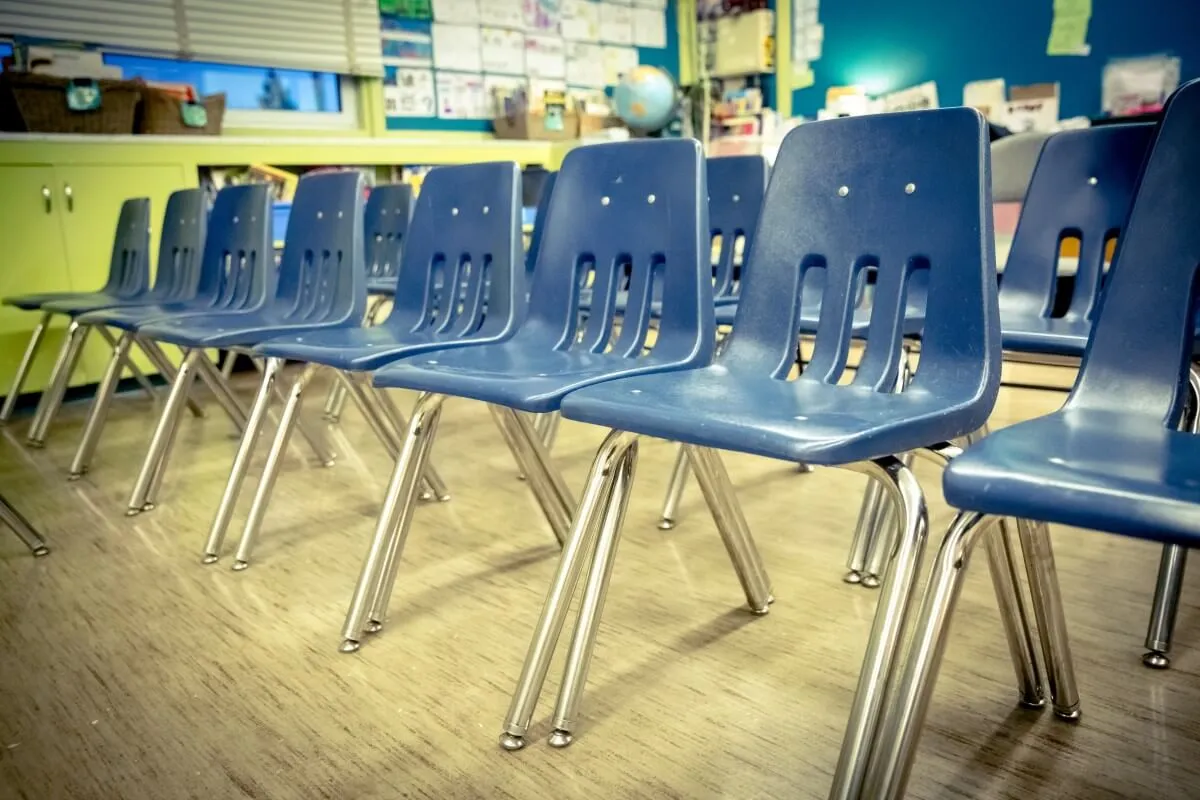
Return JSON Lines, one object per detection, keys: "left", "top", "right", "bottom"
{"left": 4, "top": 78, "right": 1198, "bottom": 798}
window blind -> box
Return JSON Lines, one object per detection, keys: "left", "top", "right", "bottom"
{"left": 0, "top": 0, "right": 383, "bottom": 76}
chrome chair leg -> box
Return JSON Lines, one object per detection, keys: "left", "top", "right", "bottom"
{"left": 829, "top": 455, "right": 928, "bottom": 800}
{"left": 202, "top": 357, "right": 282, "bottom": 563}
{"left": 1, "top": 311, "right": 52, "bottom": 424}
{"left": 125, "top": 349, "right": 201, "bottom": 515}
{"left": 340, "top": 392, "right": 446, "bottom": 652}
{"left": 231, "top": 363, "right": 320, "bottom": 570}
{"left": 859, "top": 510, "right": 995, "bottom": 799}
{"left": 656, "top": 444, "right": 690, "bottom": 530}
{"left": 371, "top": 385, "right": 451, "bottom": 502}
{"left": 0, "top": 493, "right": 50, "bottom": 556}
{"left": 194, "top": 353, "right": 249, "bottom": 430}
{"left": 251, "top": 356, "right": 335, "bottom": 465}
{"left": 69, "top": 331, "right": 133, "bottom": 479}
{"left": 539, "top": 410, "right": 562, "bottom": 450}
{"left": 547, "top": 439, "right": 639, "bottom": 748}
{"left": 861, "top": 452, "right": 915, "bottom": 589}
{"left": 684, "top": 444, "right": 773, "bottom": 612}
{"left": 325, "top": 382, "right": 350, "bottom": 423}
{"left": 845, "top": 479, "right": 885, "bottom": 584}
{"left": 27, "top": 320, "right": 91, "bottom": 447}
{"left": 500, "top": 429, "right": 637, "bottom": 751}
{"left": 1144, "top": 543, "right": 1188, "bottom": 669}
{"left": 94, "top": 325, "right": 156, "bottom": 403}
{"left": 1015, "top": 518, "right": 1080, "bottom": 719}
{"left": 220, "top": 349, "right": 237, "bottom": 380}
{"left": 987, "top": 519, "right": 1048, "bottom": 709}
{"left": 491, "top": 405, "right": 576, "bottom": 545}
{"left": 135, "top": 339, "right": 206, "bottom": 419}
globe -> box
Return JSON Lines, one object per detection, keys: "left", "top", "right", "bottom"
{"left": 613, "top": 66, "right": 677, "bottom": 133}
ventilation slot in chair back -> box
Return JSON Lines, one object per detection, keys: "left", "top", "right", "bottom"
{"left": 724, "top": 107, "right": 999, "bottom": 399}
{"left": 196, "top": 184, "right": 273, "bottom": 313}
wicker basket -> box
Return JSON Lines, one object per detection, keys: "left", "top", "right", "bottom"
{"left": 0, "top": 72, "right": 141, "bottom": 134}
{"left": 137, "top": 89, "right": 226, "bottom": 135}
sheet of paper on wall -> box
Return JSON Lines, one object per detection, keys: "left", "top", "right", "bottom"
{"left": 385, "top": 68, "right": 437, "bottom": 117}
{"left": 565, "top": 41, "right": 606, "bottom": 87}
{"left": 1047, "top": 0, "right": 1090, "bottom": 56}
{"left": 630, "top": 0, "right": 666, "bottom": 7}
{"left": 602, "top": 45, "right": 638, "bottom": 86}
{"left": 599, "top": 2, "right": 634, "bottom": 45}
{"left": 881, "top": 81, "right": 939, "bottom": 112}
{"left": 479, "top": 0, "right": 524, "bottom": 28}
{"left": 432, "top": 0, "right": 480, "bottom": 24}
{"left": 381, "top": 18, "right": 435, "bottom": 67}
{"left": 631, "top": 7, "right": 666, "bottom": 48}
{"left": 562, "top": 0, "right": 601, "bottom": 41}
{"left": 481, "top": 27, "right": 526, "bottom": 75}
{"left": 1004, "top": 83, "right": 1060, "bottom": 133}
{"left": 963, "top": 78, "right": 1006, "bottom": 121}
{"left": 525, "top": 0, "right": 563, "bottom": 32}
{"left": 484, "top": 74, "right": 526, "bottom": 115}
{"left": 433, "top": 23, "right": 483, "bottom": 72}
{"left": 1102, "top": 54, "right": 1181, "bottom": 116}
{"left": 436, "top": 71, "right": 489, "bottom": 118}
{"left": 525, "top": 33, "right": 567, "bottom": 79}
{"left": 793, "top": 63, "right": 814, "bottom": 90}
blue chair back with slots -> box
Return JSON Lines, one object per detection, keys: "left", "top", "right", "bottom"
{"left": 146, "top": 188, "right": 207, "bottom": 304}
{"left": 372, "top": 138, "right": 711, "bottom": 412}
{"left": 365, "top": 183, "right": 413, "bottom": 295}
{"left": 254, "top": 161, "right": 524, "bottom": 371}
{"left": 6, "top": 198, "right": 152, "bottom": 314}
{"left": 525, "top": 170, "right": 557, "bottom": 279}
{"left": 944, "top": 79, "right": 1200, "bottom": 541}
{"left": 192, "top": 183, "right": 274, "bottom": 313}
{"left": 999, "top": 123, "right": 1156, "bottom": 355}
{"left": 139, "top": 171, "right": 365, "bottom": 348}
{"left": 562, "top": 108, "right": 999, "bottom": 465}
{"left": 708, "top": 155, "right": 768, "bottom": 303}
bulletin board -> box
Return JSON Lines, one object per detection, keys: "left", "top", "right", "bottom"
{"left": 788, "top": 0, "right": 1199, "bottom": 119}
{"left": 381, "top": 0, "right": 681, "bottom": 133}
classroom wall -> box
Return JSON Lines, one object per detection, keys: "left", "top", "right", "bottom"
{"left": 790, "top": 0, "right": 1199, "bottom": 119}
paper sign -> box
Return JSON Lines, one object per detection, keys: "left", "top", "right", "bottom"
{"left": 881, "top": 81, "right": 939, "bottom": 112}
{"left": 631, "top": 7, "right": 666, "bottom": 48}
{"left": 525, "top": 33, "right": 567, "bottom": 79}
{"left": 602, "top": 44, "right": 638, "bottom": 85}
{"left": 481, "top": 27, "right": 526, "bottom": 75}
{"left": 382, "top": 0, "right": 433, "bottom": 18}
{"left": 432, "top": 23, "right": 483, "bottom": 71}
{"left": 963, "top": 78, "right": 1007, "bottom": 121}
{"left": 524, "top": 0, "right": 562, "bottom": 32}
{"left": 1047, "top": 14, "right": 1091, "bottom": 56}
{"left": 432, "top": 0, "right": 480, "bottom": 24}
{"left": 562, "top": 0, "right": 601, "bottom": 41}
{"left": 381, "top": 19, "right": 434, "bottom": 66}
{"left": 566, "top": 41, "right": 606, "bottom": 87}
{"left": 1004, "top": 83, "right": 1060, "bottom": 132}
{"left": 599, "top": 2, "right": 633, "bottom": 45}
{"left": 385, "top": 68, "right": 436, "bottom": 117}
{"left": 436, "top": 71, "right": 489, "bottom": 118}
{"left": 479, "top": 0, "right": 524, "bottom": 28}
{"left": 793, "top": 64, "right": 814, "bottom": 90}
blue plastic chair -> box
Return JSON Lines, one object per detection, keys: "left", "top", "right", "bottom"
{"left": 123, "top": 171, "right": 366, "bottom": 517}
{"left": 333, "top": 139, "right": 711, "bottom": 657}
{"left": 364, "top": 183, "right": 413, "bottom": 298}
{"left": 199, "top": 161, "right": 525, "bottom": 569}
{"left": 0, "top": 197, "right": 152, "bottom": 427}
{"left": 861, "top": 81, "right": 1200, "bottom": 799}
{"left": 998, "top": 123, "right": 1156, "bottom": 357}
{"left": 66, "top": 184, "right": 272, "bottom": 481}
{"left": 543, "top": 108, "right": 1008, "bottom": 788}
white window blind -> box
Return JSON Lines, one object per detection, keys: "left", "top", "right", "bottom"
{"left": 0, "top": 0, "right": 383, "bottom": 76}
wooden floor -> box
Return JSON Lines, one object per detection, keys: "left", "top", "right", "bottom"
{"left": 2, "top": 372, "right": 1200, "bottom": 799}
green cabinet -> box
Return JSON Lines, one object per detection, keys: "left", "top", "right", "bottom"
{"left": 0, "top": 161, "right": 193, "bottom": 396}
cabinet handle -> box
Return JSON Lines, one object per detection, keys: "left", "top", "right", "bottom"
{"left": 41, "top": 185, "right": 51, "bottom": 213}
{"left": 63, "top": 184, "right": 74, "bottom": 212}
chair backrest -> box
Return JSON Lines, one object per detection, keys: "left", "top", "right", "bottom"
{"left": 364, "top": 183, "right": 413, "bottom": 282}
{"left": 520, "top": 138, "right": 710, "bottom": 363}
{"left": 149, "top": 188, "right": 206, "bottom": 303}
{"left": 1068, "top": 79, "right": 1200, "bottom": 425}
{"left": 525, "top": 170, "right": 557, "bottom": 277}
{"left": 270, "top": 171, "right": 366, "bottom": 325}
{"left": 385, "top": 161, "right": 523, "bottom": 341}
{"left": 194, "top": 184, "right": 274, "bottom": 312}
{"left": 101, "top": 198, "right": 152, "bottom": 298}
{"left": 723, "top": 108, "right": 999, "bottom": 400}
{"left": 708, "top": 155, "right": 769, "bottom": 299}
{"left": 1000, "top": 123, "right": 1156, "bottom": 322}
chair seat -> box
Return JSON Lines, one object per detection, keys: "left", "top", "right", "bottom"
{"left": 139, "top": 312, "right": 353, "bottom": 350}
{"left": 76, "top": 302, "right": 207, "bottom": 332}
{"left": 372, "top": 337, "right": 698, "bottom": 414}
{"left": 1000, "top": 316, "right": 1091, "bottom": 357}
{"left": 366, "top": 278, "right": 398, "bottom": 296}
{"left": 38, "top": 293, "right": 154, "bottom": 316}
{"left": 3, "top": 292, "right": 106, "bottom": 311}
{"left": 559, "top": 364, "right": 989, "bottom": 465}
{"left": 944, "top": 410, "right": 1200, "bottom": 544}
{"left": 254, "top": 326, "right": 499, "bottom": 372}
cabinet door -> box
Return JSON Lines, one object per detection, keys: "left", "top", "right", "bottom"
{"left": 0, "top": 165, "right": 76, "bottom": 396}
{"left": 56, "top": 163, "right": 194, "bottom": 383}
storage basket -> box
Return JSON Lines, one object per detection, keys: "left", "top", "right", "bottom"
{"left": 137, "top": 88, "right": 226, "bottom": 135}
{"left": 0, "top": 72, "right": 141, "bottom": 134}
